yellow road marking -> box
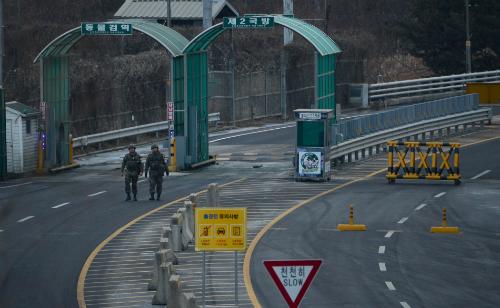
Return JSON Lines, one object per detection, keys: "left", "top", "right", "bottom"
{"left": 77, "top": 178, "right": 246, "bottom": 308}
{"left": 243, "top": 178, "right": 364, "bottom": 308}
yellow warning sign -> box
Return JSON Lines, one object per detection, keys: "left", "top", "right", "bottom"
{"left": 195, "top": 208, "right": 247, "bottom": 251}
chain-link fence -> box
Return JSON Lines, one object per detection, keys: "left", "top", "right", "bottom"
{"left": 209, "top": 64, "right": 316, "bottom": 124}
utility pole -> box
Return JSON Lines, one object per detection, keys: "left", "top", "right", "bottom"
{"left": 0, "top": 0, "right": 6, "bottom": 180}
{"left": 203, "top": 0, "right": 212, "bottom": 30}
{"left": 465, "top": 0, "right": 471, "bottom": 74}
{"left": 167, "top": 0, "right": 171, "bottom": 28}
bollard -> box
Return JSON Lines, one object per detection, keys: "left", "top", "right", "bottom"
{"left": 151, "top": 262, "right": 175, "bottom": 305}
{"left": 171, "top": 213, "right": 187, "bottom": 251}
{"left": 149, "top": 249, "right": 172, "bottom": 291}
{"left": 184, "top": 201, "right": 195, "bottom": 239}
{"left": 172, "top": 224, "right": 183, "bottom": 252}
{"left": 181, "top": 293, "right": 197, "bottom": 308}
{"left": 69, "top": 134, "right": 74, "bottom": 164}
{"left": 178, "top": 206, "right": 194, "bottom": 243}
{"left": 207, "top": 183, "right": 220, "bottom": 207}
{"left": 338, "top": 205, "right": 366, "bottom": 231}
{"left": 169, "top": 275, "right": 182, "bottom": 308}
{"left": 430, "top": 207, "right": 459, "bottom": 233}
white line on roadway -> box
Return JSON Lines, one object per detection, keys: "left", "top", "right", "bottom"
{"left": 415, "top": 204, "right": 426, "bottom": 211}
{"left": 379, "top": 263, "right": 386, "bottom": 271}
{"left": 18, "top": 216, "right": 34, "bottom": 222}
{"left": 88, "top": 191, "right": 106, "bottom": 197}
{"left": 0, "top": 230, "right": 3, "bottom": 233}
{"left": 400, "top": 303, "right": 411, "bottom": 308}
{"left": 385, "top": 281, "right": 396, "bottom": 290}
{"left": 209, "top": 125, "right": 296, "bottom": 143}
{"left": 471, "top": 170, "right": 491, "bottom": 179}
{"left": 378, "top": 246, "right": 385, "bottom": 254}
{"left": 385, "top": 231, "right": 394, "bottom": 238}
{"left": 398, "top": 217, "right": 408, "bottom": 224}
{"left": 52, "top": 202, "right": 70, "bottom": 209}
{"left": 434, "top": 192, "right": 447, "bottom": 198}
{"left": 138, "top": 180, "right": 146, "bottom": 183}
{"left": 0, "top": 182, "right": 33, "bottom": 189}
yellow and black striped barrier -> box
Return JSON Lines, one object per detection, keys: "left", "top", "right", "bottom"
{"left": 430, "top": 207, "right": 459, "bottom": 233}
{"left": 386, "top": 141, "right": 461, "bottom": 185}
{"left": 338, "top": 205, "right": 366, "bottom": 231}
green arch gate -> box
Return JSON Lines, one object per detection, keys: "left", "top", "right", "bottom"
{"left": 35, "top": 20, "right": 188, "bottom": 168}
{"left": 36, "top": 16, "right": 340, "bottom": 169}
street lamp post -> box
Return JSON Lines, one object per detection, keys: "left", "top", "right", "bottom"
{"left": 465, "top": 0, "right": 471, "bottom": 74}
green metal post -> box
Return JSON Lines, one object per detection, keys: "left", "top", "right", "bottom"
{"left": 42, "top": 56, "right": 70, "bottom": 167}
{"left": 316, "top": 53, "right": 336, "bottom": 124}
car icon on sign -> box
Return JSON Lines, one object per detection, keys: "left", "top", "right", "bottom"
{"left": 217, "top": 228, "right": 225, "bottom": 235}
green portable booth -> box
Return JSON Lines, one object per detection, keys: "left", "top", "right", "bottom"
{"left": 294, "top": 109, "right": 334, "bottom": 182}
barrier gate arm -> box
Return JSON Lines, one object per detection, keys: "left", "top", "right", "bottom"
{"left": 387, "top": 142, "right": 461, "bottom": 185}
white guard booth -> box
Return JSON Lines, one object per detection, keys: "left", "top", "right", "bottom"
{"left": 6, "top": 102, "right": 41, "bottom": 175}
{"left": 294, "top": 109, "right": 334, "bottom": 182}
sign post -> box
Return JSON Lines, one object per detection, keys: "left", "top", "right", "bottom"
{"left": 263, "top": 260, "right": 323, "bottom": 308}
{"left": 196, "top": 207, "right": 247, "bottom": 307}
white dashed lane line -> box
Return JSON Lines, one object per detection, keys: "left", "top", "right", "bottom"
{"left": 17, "top": 216, "right": 34, "bottom": 223}
{"left": 379, "top": 263, "right": 386, "bottom": 271}
{"left": 471, "top": 170, "right": 491, "bottom": 179}
{"left": 398, "top": 217, "right": 408, "bottom": 224}
{"left": 378, "top": 246, "right": 385, "bottom": 254}
{"left": 434, "top": 192, "right": 447, "bottom": 198}
{"left": 385, "top": 281, "right": 396, "bottom": 290}
{"left": 52, "top": 202, "right": 70, "bottom": 209}
{"left": 209, "top": 125, "right": 296, "bottom": 143}
{"left": 0, "top": 182, "right": 33, "bottom": 189}
{"left": 400, "top": 302, "right": 412, "bottom": 308}
{"left": 415, "top": 204, "right": 426, "bottom": 211}
{"left": 88, "top": 191, "right": 106, "bottom": 197}
{"left": 385, "top": 231, "right": 394, "bottom": 238}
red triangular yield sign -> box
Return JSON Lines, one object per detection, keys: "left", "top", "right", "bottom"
{"left": 263, "top": 260, "right": 323, "bottom": 308}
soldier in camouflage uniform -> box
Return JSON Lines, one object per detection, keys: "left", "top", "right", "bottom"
{"left": 121, "top": 144, "right": 143, "bottom": 201}
{"left": 144, "top": 144, "right": 169, "bottom": 201}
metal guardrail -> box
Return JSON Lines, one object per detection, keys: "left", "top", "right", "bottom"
{"left": 369, "top": 70, "right": 500, "bottom": 101}
{"left": 334, "top": 94, "right": 479, "bottom": 142}
{"left": 73, "top": 113, "right": 220, "bottom": 148}
{"left": 329, "top": 108, "right": 492, "bottom": 162}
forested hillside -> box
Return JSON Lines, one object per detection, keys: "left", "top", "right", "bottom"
{"left": 2, "top": 0, "right": 497, "bottom": 135}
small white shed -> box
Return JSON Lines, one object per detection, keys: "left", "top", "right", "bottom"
{"left": 6, "top": 102, "right": 41, "bottom": 175}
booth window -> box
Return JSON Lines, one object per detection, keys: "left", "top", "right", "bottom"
{"left": 297, "top": 121, "right": 324, "bottom": 147}
{"left": 26, "top": 120, "right": 31, "bottom": 134}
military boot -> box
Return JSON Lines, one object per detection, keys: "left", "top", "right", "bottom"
{"left": 157, "top": 194, "right": 161, "bottom": 201}
{"left": 149, "top": 193, "right": 155, "bottom": 201}
{"left": 125, "top": 193, "right": 131, "bottom": 201}
{"left": 133, "top": 194, "right": 137, "bottom": 201}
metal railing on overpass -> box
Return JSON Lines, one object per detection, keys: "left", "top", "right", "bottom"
{"left": 329, "top": 94, "right": 492, "bottom": 164}
{"left": 73, "top": 112, "right": 220, "bottom": 148}
{"left": 369, "top": 70, "right": 500, "bottom": 101}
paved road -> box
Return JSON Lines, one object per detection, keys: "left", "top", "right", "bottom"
{"left": 250, "top": 135, "right": 500, "bottom": 307}
{"left": 0, "top": 107, "right": 498, "bottom": 308}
